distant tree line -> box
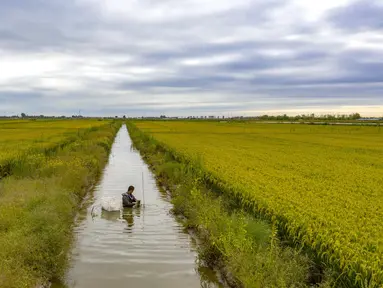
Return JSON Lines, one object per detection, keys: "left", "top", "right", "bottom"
{"left": 1, "top": 112, "right": 382, "bottom": 121}
{"left": 0, "top": 113, "right": 119, "bottom": 119}
{"left": 150, "top": 113, "right": 371, "bottom": 121}
{"left": 256, "top": 113, "right": 362, "bottom": 121}
{"left": 0, "top": 113, "right": 77, "bottom": 119}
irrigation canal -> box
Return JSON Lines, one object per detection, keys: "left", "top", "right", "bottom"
{"left": 56, "top": 125, "right": 221, "bottom": 288}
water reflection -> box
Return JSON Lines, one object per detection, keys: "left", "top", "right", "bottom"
{"left": 63, "top": 125, "right": 223, "bottom": 288}
{"left": 198, "top": 266, "right": 224, "bottom": 288}
{"left": 100, "top": 210, "right": 121, "bottom": 222}
{"left": 123, "top": 210, "right": 134, "bottom": 229}
{"left": 122, "top": 207, "right": 141, "bottom": 233}
{"left": 98, "top": 207, "right": 142, "bottom": 234}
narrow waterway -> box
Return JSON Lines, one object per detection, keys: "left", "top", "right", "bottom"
{"left": 61, "top": 125, "right": 221, "bottom": 288}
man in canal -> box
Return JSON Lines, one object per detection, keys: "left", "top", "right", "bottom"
{"left": 122, "top": 186, "right": 140, "bottom": 208}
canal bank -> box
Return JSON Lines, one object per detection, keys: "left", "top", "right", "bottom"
{"left": 61, "top": 125, "right": 222, "bottom": 287}
{"left": 126, "top": 121, "right": 338, "bottom": 288}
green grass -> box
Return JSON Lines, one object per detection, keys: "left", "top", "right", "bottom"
{"left": 0, "top": 121, "right": 120, "bottom": 288}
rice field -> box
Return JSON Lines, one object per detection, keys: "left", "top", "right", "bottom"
{"left": 133, "top": 120, "right": 383, "bottom": 287}
{"left": 0, "top": 119, "right": 118, "bottom": 287}
{"left": 0, "top": 119, "right": 107, "bottom": 170}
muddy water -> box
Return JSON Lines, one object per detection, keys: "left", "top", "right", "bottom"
{"left": 61, "top": 125, "right": 222, "bottom": 288}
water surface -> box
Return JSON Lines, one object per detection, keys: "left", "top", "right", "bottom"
{"left": 62, "top": 125, "right": 222, "bottom": 288}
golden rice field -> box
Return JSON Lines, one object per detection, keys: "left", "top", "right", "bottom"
{"left": 0, "top": 119, "right": 107, "bottom": 174}
{"left": 133, "top": 120, "right": 383, "bottom": 286}
{"left": 0, "top": 119, "right": 118, "bottom": 287}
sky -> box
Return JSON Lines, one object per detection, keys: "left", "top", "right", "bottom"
{"left": 0, "top": 0, "right": 382, "bottom": 117}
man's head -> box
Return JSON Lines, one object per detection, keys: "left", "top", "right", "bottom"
{"left": 127, "top": 185, "right": 135, "bottom": 194}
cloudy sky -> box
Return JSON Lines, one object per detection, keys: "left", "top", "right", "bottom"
{"left": 0, "top": 0, "right": 382, "bottom": 117}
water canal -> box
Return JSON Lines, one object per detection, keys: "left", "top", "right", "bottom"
{"left": 60, "top": 125, "right": 222, "bottom": 288}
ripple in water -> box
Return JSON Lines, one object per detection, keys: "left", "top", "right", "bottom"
{"left": 58, "top": 125, "right": 223, "bottom": 288}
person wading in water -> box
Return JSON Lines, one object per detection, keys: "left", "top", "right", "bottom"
{"left": 122, "top": 186, "right": 140, "bottom": 208}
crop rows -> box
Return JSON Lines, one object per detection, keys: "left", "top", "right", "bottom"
{"left": 0, "top": 119, "right": 107, "bottom": 177}
{"left": 0, "top": 119, "right": 118, "bottom": 287}
{"left": 134, "top": 121, "right": 383, "bottom": 287}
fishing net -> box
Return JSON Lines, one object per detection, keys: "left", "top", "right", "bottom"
{"left": 101, "top": 196, "right": 122, "bottom": 212}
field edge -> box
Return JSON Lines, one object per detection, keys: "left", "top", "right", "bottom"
{"left": 0, "top": 121, "right": 121, "bottom": 288}
{"left": 126, "top": 121, "right": 340, "bottom": 288}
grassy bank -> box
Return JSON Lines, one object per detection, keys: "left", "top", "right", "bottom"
{"left": 127, "top": 122, "right": 335, "bottom": 288}
{"left": 0, "top": 121, "right": 120, "bottom": 288}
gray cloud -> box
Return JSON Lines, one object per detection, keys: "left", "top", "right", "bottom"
{"left": 0, "top": 0, "right": 382, "bottom": 117}
{"left": 327, "top": 0, "right": 383, "bottom": 31}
